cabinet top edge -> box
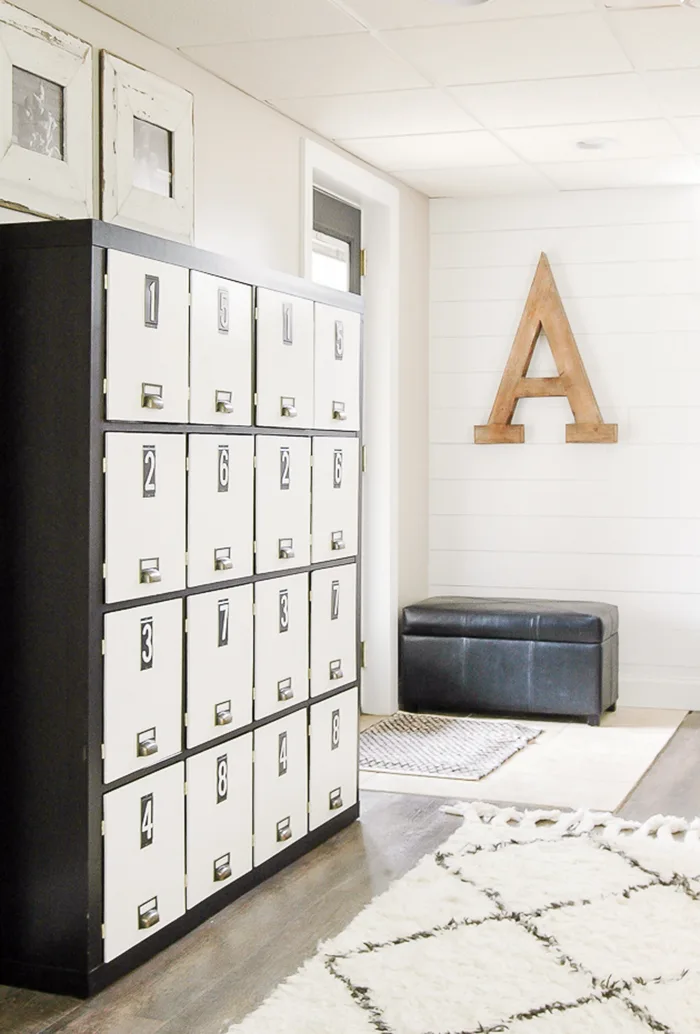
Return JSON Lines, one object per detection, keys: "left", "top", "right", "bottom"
{"left": 0, "top": 219, "right": 364, "bottom": 315}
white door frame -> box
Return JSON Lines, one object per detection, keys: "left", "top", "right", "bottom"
{"left": 301, "top": 139, "right": 400, "bottom": 716}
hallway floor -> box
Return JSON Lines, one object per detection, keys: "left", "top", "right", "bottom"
{"left": 3, "top": 712, "right": 700, "bottom": 1034}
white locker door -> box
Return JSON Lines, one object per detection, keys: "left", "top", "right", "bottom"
{"left": 256, "top": 290, "right": 313, "bottom": 428}
{"left": 254, "top": 574, "right": 309, "bottom": 720}
{"left": 103, "top": 763, "right": 185, "bottom": 963}
{"left": 311, "top": 564, "right": 357, "bottom": 698}
{"left": 311, "top": 437, "right": 359, "bottom": 564}
{"left": 255, "top": 436, "right": 310, "bottom": 573}
{"left": 309, "top": 688, "right": 358, "bottom": 832}
{"left": 314, "top": 304, "right": 361, "bottom": 431}
{"left": 186, "top": 585, "right": 253, "bottom": 748}
{"left": 104, "top": 599, "right": 183, "bottom": 784}
{"left": 253, "top": 710, "right": 307, "bottom": 866}
{"left": 105, "top": 433, "right": 186, "bottom": 603}
{"left": 187, "top": 435, "right": 254, "bottom": 587}
{"left": 190, "top": 272, "right": 253, "bottom": 426}
{"left": 106, "top": 251, "right": 189, "bottom": 423}
{"left": 186, "top": 736, "right": 253, "bottom": 909}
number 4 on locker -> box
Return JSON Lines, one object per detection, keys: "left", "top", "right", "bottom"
{"left": 140, "top": 793, "right": 154, "bottom": 848}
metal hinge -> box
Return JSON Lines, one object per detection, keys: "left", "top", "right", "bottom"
{"left": 184, "top": 618, "right": 188, "bottom": 634}
{"left": 362, "top": 445, "right": 367, "bottom": 473}
{"left": 101, "top": 820, "right": 105, "bottom": 837}
{"left": 185, "top": 456, "right": 189, "bottom": 472}
{"left": 184, "top": 712, "right": 188, "bottom": 726}
{"left": 185, "top": 551, "right": 189, "bottom": 566}
{"left": 360, "top": 641, "right": 367, "bottom": 669}
{"left": 254, "top": 307, "right": 259, "bottom": 321}
{"left": 254, "top": 392, "right": 258, "bottom": 406}
{"left": 102, "top": 456, "right": 107, "bottom": 474}
{"left": 185, "top": 874, "right": 188, "bottom": 888}
{"left": 102, "top": 378, "right": 107, "bottom": 396}
{"left": 101, "top": 639, "right": 105, "bottom": 656}
{"left": 104, "top": 274, "right": 108, "bottom": 291}
{"left": 307, "top": 802, "right": 311, "bottom": 814}
{"left": 101, "top": 923, "right": 105, "bottom": 940}
{"left": 253, "top": 541, "right": 257, "bottom": 553}
{"left": 309, "top": 590, "right": 313, "bottom": 602}
{"left": 308, "top": 667, "right": 312, "bottom": 679}
{"left": 252, "top": 687, "right": 256, "bottom": 700}
{"left": 252, "top": 833, "right": 255, "bottom": 847}
{"left": 102, "top": 562, "right": 106, "bottom": 580}
{"left": 253, "top": 455, "right": 257, "bottom": 468}
{"left": 360, "top": 249, "right": 367, "bottom": 277}
{"left": 252, "top": 602, "right": 256, "bottom": 616}
{"left": 101, "top": 743, "right": 105, "bottom": 760}
{"left": 184, "top": 782, "right": 188, "bottom": 796}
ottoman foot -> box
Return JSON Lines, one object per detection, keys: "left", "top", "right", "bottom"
{"left": 587, "top": 714, "right": 601, "bottom": 727}
{"left": 607, "top": 702, "right": 617, "bottom": 713}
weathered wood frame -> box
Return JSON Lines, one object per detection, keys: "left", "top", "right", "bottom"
{"left": 475, "top": 253, "right": 617, "bottom": 445}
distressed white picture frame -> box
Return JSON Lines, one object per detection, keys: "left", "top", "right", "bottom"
{"left": 0, "top": 1, "right": 93, "bottom": 219}
{"left": 102, "top": 53, "right": 194, "bottom": 243}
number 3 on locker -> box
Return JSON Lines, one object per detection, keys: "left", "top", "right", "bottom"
{"left": 140, "top": 617, "right": 154, "bottom": 670}
{"left": 140, "top": 793, "right": 154, "bottom": 848}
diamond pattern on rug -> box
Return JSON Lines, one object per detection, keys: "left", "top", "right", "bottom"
{"left": 533, "top": 882, "right": 700, "bottom": 983}
{"left": 334, "top": 919, "right": 593, "bottom": 1034}
{"left": 359, "top": 712, "right": 542, "bottom": 779}
{"left": 230, "top": 804, "right": 700, "bottom": 1034}
{"left": 446, "top": 837, "right": 655, "bottom": 913}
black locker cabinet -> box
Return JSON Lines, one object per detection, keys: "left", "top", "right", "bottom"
{"left": 0, "top": 220, "right": 362, "bottom": 997}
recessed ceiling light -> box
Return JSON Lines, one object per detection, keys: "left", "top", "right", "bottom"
{"left": 576, "top": 136, "right": 617, "bottom": 151}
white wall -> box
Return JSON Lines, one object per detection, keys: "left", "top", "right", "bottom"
{"left": 430, "top": 186, "right": 700, "bottom": 710}
{"left": 3, "top": 0, "right": 430, "bottom": 670}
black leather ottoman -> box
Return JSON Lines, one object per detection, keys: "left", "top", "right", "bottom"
{"left": 399, "top": 597, "right": 619, "bottom": 726}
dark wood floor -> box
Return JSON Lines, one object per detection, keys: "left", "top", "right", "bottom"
{"left": 3, "top": 712, "right": 700, "bottom": 1034}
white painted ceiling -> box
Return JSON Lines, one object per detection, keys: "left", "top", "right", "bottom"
{"left": 82, "top": 0, "right": 700, "bottom": 197}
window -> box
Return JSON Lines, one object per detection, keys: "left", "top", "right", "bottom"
{"left": 312, "top": 189, "right": 362, "bottom": 295}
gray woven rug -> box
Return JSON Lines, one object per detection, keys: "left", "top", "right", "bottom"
{"left": 360, "top": 712, "right": 543, "bottom": 780}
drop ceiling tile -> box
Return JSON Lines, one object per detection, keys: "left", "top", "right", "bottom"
{"left": 647, "top": 70, "right": 700, "bottom": 117}
{"left": 82, "top": 0, "right": 364, "bottom": 47}
{"left": 343, "top": 0, "right": 595, "bottom": 31}
{"left": 676, "top": 117, "right": 700, "bottom": 152}
{"left": 451, "top": 74, "right": 658, "bottom": 129}
{"left": 608, "top": 8, "right": 700, "bottom": 71}
{"left": 539, "top": 156, "right": 700, "bottom": 190}
{"left": 395, "top": 164, "right": 555, "bottom": 198}
{"left": 181, "top": 34, "right": 429, "bottom": 99}
{"left": 501, "top": 120, "right": 685, "bottom": 164}
{"left": 339, "top": 131, "right": 520, "bottom": 171}
{"left": 381, "top": 14, "right": 631, "bottom": 85}
{"left": 272, "top": 89, "right": 480, "bottom": 140}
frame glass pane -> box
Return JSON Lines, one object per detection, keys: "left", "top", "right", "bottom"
{"left": 133, "top": 118, "right": 173, "bottom": 198}
{"left": 12, "top": 67, "right": 65, "bottom": 161}
{"left": 311, "top": 230, "right": 350, "bottom": 292}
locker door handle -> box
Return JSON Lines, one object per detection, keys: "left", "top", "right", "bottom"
{"left": 276, "top": 818, "right": 292, "bottom": 842}
{"left": 332, "top": 402, "right": 347, "bottom": 421}
{"left": 138, "top": 906, "right": 160, "bottom": 930}
{"left": 214, "top": 861, "right": 233, "bottom": 882}
{"left": 330, "top": 667, "right": 344, "bottom": 681}
{"left": 280, "top": 400, "right": 297, "bottom": 418}
{"left": 140, "top": 566, "right": 162, "bottom": 584}
{"left": 279, "top": 544, "right": 295, "bottom": 560}
{"left": 331, "top": 537, "right": 346, "bottom": 552}
{"left": 215, "top": 556, "right": 234, "bottom": 572}
{"left": 216, "top": 396, "right": 234, "bottom": 415}
{"left": 215, "top": 708, "right": 233, "bottom": 726}
{"left": 278, "top": 681, "right": 294, "bottom": 702}
{"left": 142, "top": 388, "right": 164, "bottom": 410}
{"left": 137, "top": 737, "right": 158, "bottom": 758}
{"left": 329, "top": 789, "right": 344, "bottom": 810}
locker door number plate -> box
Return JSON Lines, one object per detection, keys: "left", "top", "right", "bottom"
{"left": 333, "top": 449, "right": 343, "bottom": 489}
{"left": 331, "top": 710, "right": 341, "bottom": 751}
{"left": 280, "top": 447, "right": 291, "bottom": 490}
{"left": 334, "top": 320, "right": 344, "bottom": 360}
{"left": 277, "top": 677, "right": 293, "bottom": 703}
{"left": 278, "top": 731, "right": 288, "bottom": 775}
{"left": 214, "top": 852, "right": 232, "bottom": 883}
{"left": 331, "top": 580, "right": 340, "bottom": 621}
{"left": 279, "top": 589, "right": 290, "bottom": 633}
{"left": 216, "top": 754, "right": 229, "bottom": 803}
{"left": 218, "top": 445, "right": 230, "bottom": 492}
{"left": 329, "top": 787, "right": 343, "bottom": 811}
{"left": 144, "top": 275, "right": 159, "bottom": 328}
{"left": 282, "top": 303, "right": 293, "bottom": 345}
{"left": 140, "top": 793, "right": 154, "bottom": 848}
{"left": 140, "top": 616, "right": 154, "bottom": 670}
{"left": 218, "top": 599, "right": 230, "bottom": 647}
{"left": 217, "top": 288, "right": 230, "bottom": 334}
{"left": 143, "top": 445, "right": 157, "bottom": 497}
{"left": 138, "top": 896, "right": 160, "bottom": 930}
{"left": 276, "top": 816, "right": 292, "bottom": 842}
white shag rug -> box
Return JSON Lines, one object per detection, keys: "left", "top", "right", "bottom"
{"left": 230, "top": 802, "right": 700, "bottom": 1034}
{"left": 359, "top": 712, "right": 542, "bottom": 780}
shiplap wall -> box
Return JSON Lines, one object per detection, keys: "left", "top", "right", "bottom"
{"left": 429, "top": 186, "right": 700, "bottom": 710}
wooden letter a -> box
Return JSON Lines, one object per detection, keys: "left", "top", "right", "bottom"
{"left": 474, "top": 254, "right": 617, "bottom": 444}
